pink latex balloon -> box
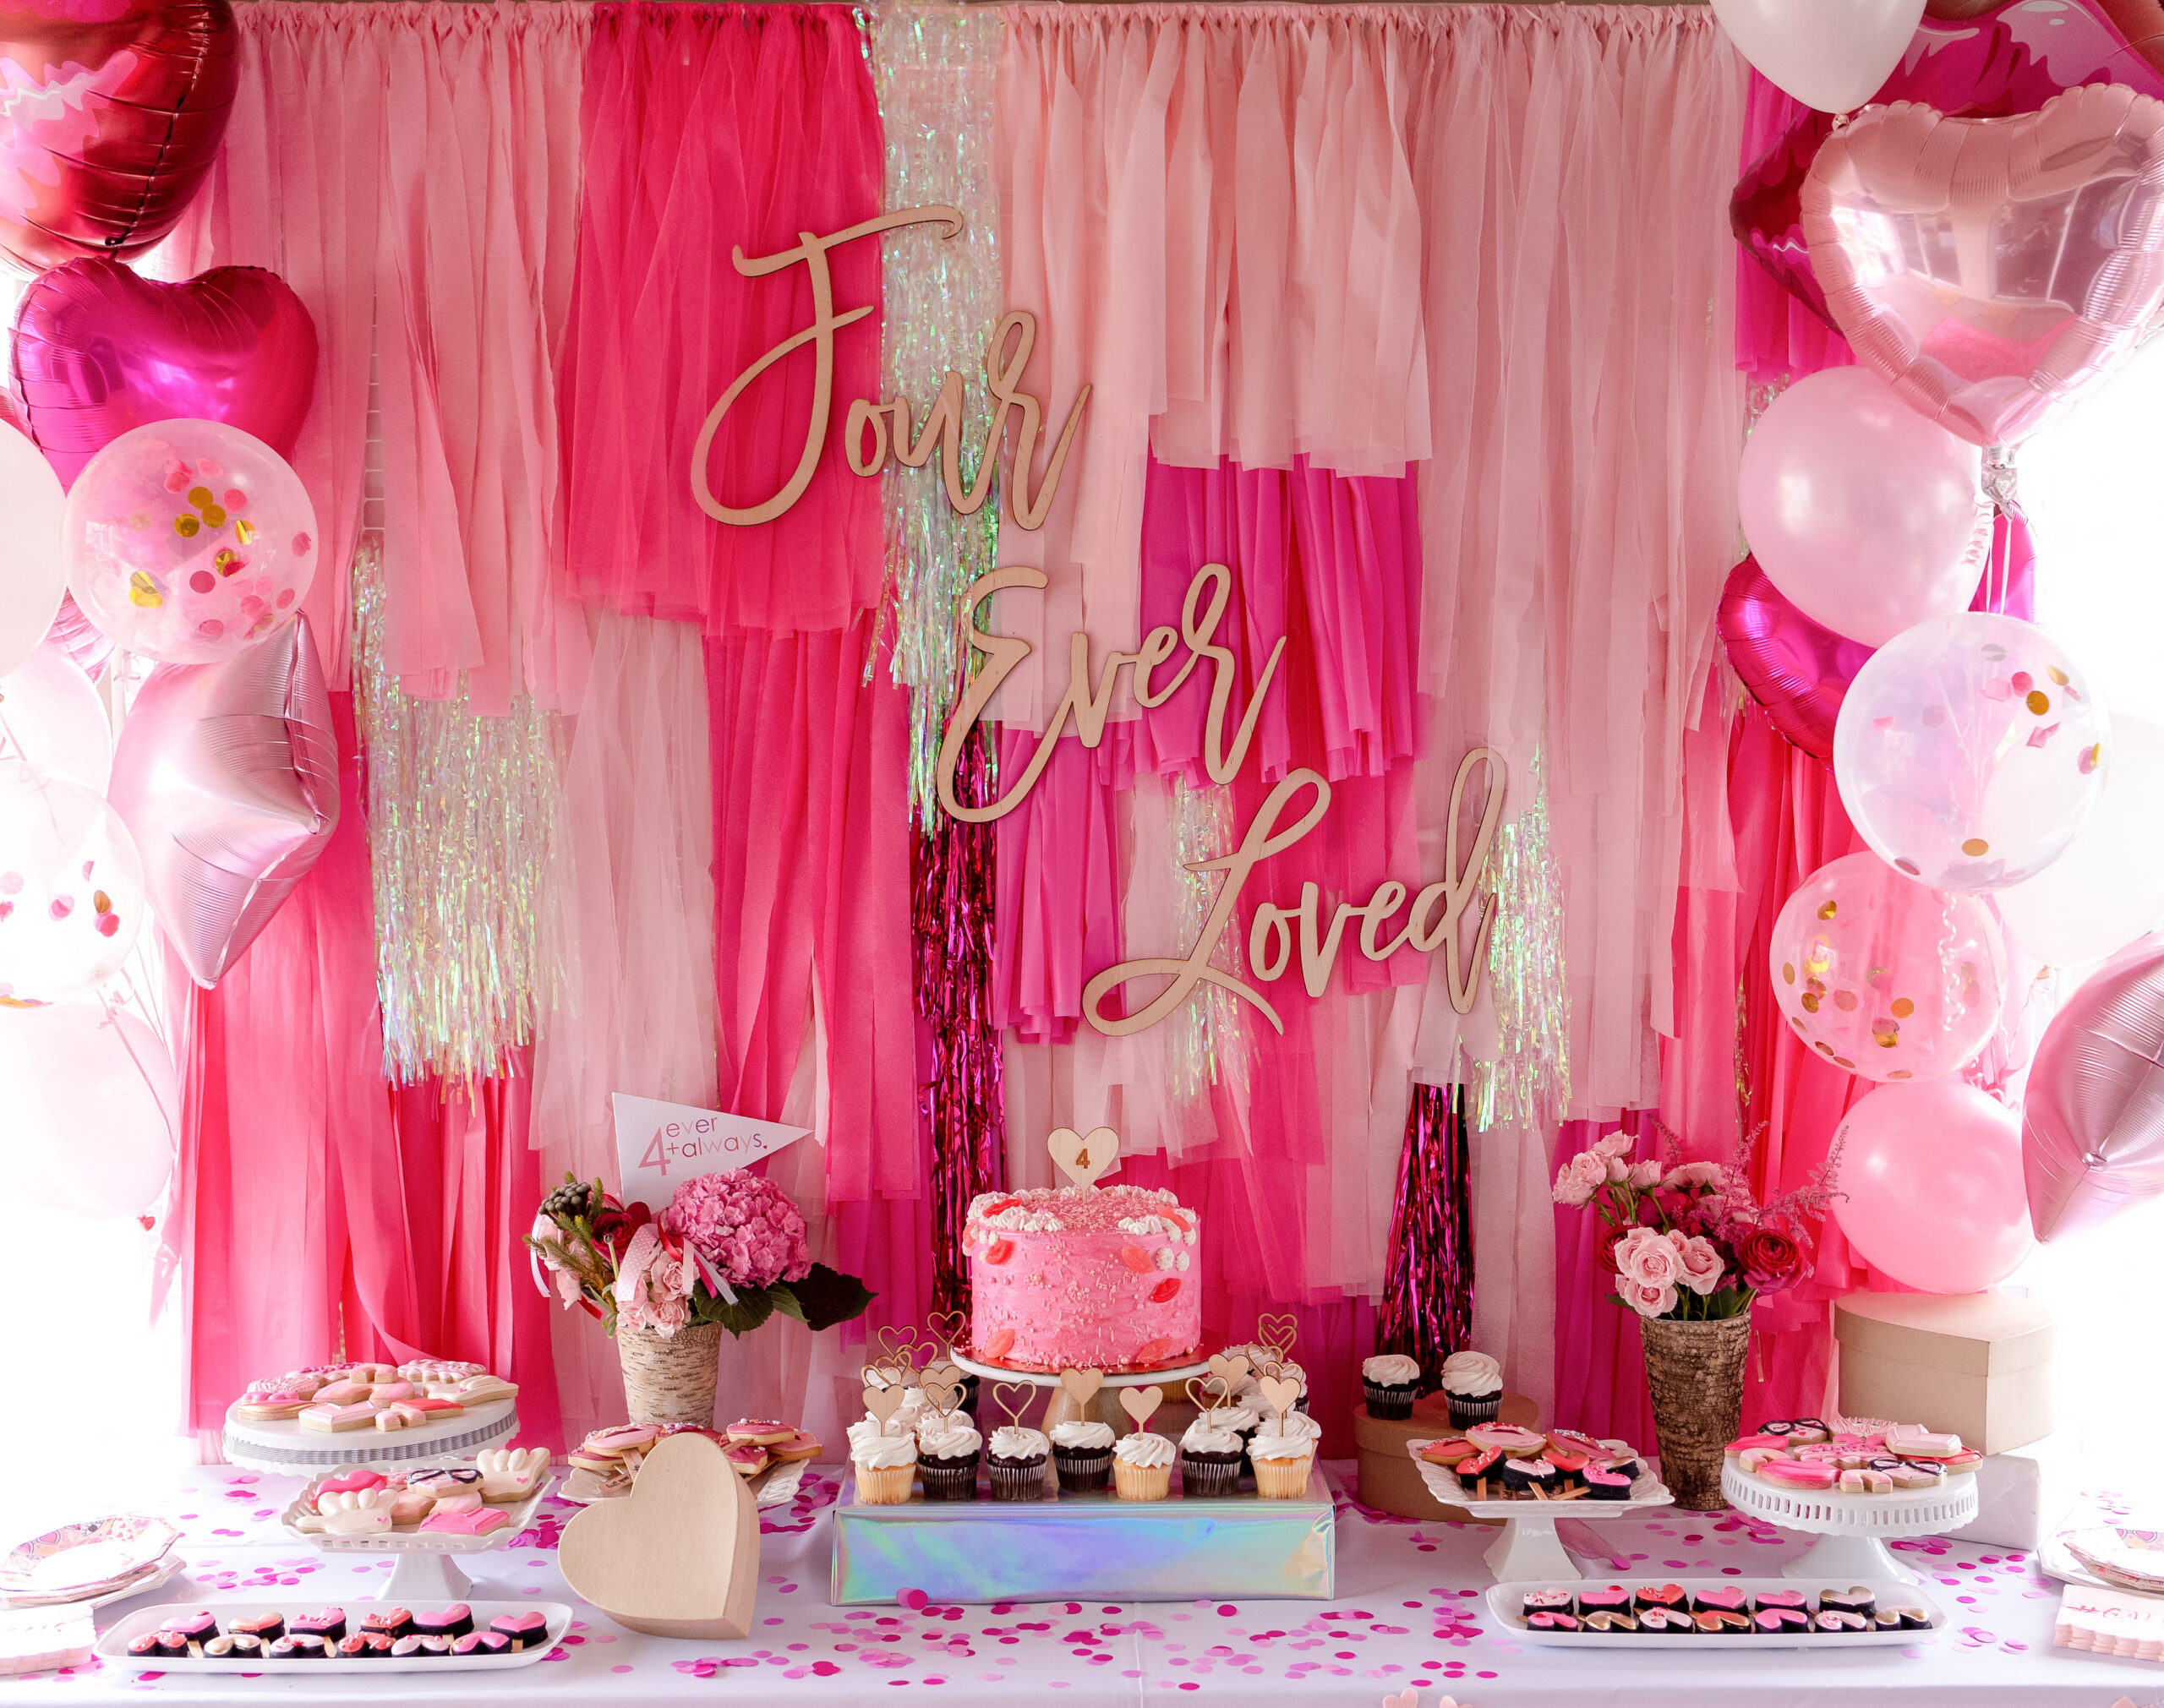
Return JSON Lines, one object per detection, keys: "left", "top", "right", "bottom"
{"left": 1832, "top": 1078, "right": 2035, "bottom": 1291}
{"left": 0, "top": 757, "right": 144, "bottom": 1007}
{"left": 1833, "top": 612, "right": 2109, "bottom": 892}
{"left": 0, "top": 647, "right": 110, "bottom": 791}
{"left": 1769, "top": 851, "right": 2007, "bottom": 1081}
{"left": 1709, "top": 0, "right": 1926, "bottom": 113}
{"left": 12, "top": 260, "right": 317, "bottom": 491}
{"left": 0, "top": 419, "right": 68, "bottom": 678}
{"left": 106, "top": 614, "right": 336, "bottom": 988}
{"left": 63, "top": 417, "right": 317, "bottom": 665}
{"left": 1736, "top": 367, "right": 1985, "bottom": 648}
{"left": 0, "top": 999, "right": 176, "bottom": 1219}
{"left": 1803, "top": 86, "right": 2164, "bottom": 446}
{"left": 2024, "top": 936, "right": 2164, "bottom": 1239}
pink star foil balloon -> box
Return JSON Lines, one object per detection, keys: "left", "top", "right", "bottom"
{"left": 106, "top": 612, "right": 339, "bottom": 988}
{"left": 2024, "top": 936, "right": 2164, "bottom": 1240}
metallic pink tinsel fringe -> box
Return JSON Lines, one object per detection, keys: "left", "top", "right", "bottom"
{"left": 915, "top": 737, "right": 1004, "bottom": 1317}
{"left": 1378, "top": 1082, "right": 1473, "bottom": 1387}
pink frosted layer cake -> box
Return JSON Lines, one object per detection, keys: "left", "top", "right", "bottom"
{"left": 964, "top": 1185, "right": 1201, "bottom": 1372}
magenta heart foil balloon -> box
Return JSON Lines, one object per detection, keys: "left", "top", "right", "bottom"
{"left": 1802, "top": 85, "right": 2164, "bottom": 445}
{"left": 12, "top": 259, "right": 318, "bottom": 489}
{"left": 105, "top": 612, "right": 339, "bottom": 988}
{"left": 1732, "top": 0, "right": 2164, "bottom": 334}
{"left": 1721, "top": 506, "right": 2035, "bottom": 762}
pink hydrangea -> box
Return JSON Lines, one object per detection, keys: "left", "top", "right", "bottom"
{"left": 661, "top": 1170, "right": 812, "bottom": 1291}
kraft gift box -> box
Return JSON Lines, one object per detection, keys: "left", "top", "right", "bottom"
{"left": 1834, "top": 1290, "right": 2055, "bottom": 1456}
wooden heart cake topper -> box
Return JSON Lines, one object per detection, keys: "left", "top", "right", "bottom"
{"left": 1047, "top": 1124, "right": 1120, "bottom": 1191}
{"left": 875, "top": 1324, "right": 927, "bottom": 1372}
{"left": 920, "top": 1366, "right": 966, "bottom": 1418}
{"left": 992, "top": 1380, "right": 1035, "bottom": 1428}
{"left": 1119, "top": 1384, "right": 1163, "bottom": 1430}
{"left": 1256, "top": 1312, "right": 1298, "bottom": 1358}
{"left": 1059, "top": 1367, "right": 1104, "bottom": 1407}
{"left": 1206, "top": 1351, "right": 1253, "bottom": 1392}
{"left": 1183, "top": 1375, "right": 1231, "bottom": 1414}
{"left": 1256, "top": 1375, "right": 1301, "bottom": 1423}
{"left": 926, "top": 1310, "right": 967, "bottom": 1358}
{"left": 560, "top": 1432, "right": 758, "bottom": 1638}
{"left": 861, "top": 1367, "right": 907, "bottom": 1427}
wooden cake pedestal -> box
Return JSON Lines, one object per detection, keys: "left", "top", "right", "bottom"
{"left": 1354, "top": 1391, "right": 1538, "bottom": 1523}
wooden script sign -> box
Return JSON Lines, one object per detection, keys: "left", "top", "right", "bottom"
{"left": 697, "top": 204, "right": 1505, "bottom": 1038}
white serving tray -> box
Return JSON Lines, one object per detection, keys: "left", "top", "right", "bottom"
{"left": 96, "top": 1601, "right": 572, "bottom": 1673}
{"left": 1487, "top": 1577, "right": 1947, "bottom": 1649}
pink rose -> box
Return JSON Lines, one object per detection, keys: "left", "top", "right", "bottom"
{"left": 1552, "top": 1151, "right": 1608, "bottom": 1207}
{"left": 1593, "top": 1132, "right": 1634, "bottom": 1160}
{"left": 1615, "top": 1225, "right": 1683, "bottom": 1289}
{"left": 1616, "top": 1273, "right": 1679, "bottom": 1318}
{"left": 1674, "top": 1233, "right": 1725, "bottom": 1296}
{"left": 1605, "top": 1155, "right": 1631, "bottom": 1184}
{"left": 1626, "top": 1159, "right": 1663, "bottom": 1190}
{"left": 1663, "top": 1160, "right": 1724, "bottom": 1191}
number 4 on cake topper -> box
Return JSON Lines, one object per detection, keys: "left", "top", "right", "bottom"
{"left": 1047, "top": 1125, "right": 1120, "bottom": 1192}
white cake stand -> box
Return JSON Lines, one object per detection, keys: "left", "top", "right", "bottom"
{"left": 1406, "top": 1442, "right": 1675, "bottom": 1581}
{"left": 221, "top": 1398, "right": 519, "bottom": 1475}
{"left": 1721, "top": 1462, "right": 1980, "bottom": 1584}
{"left": 951, "top": 1350, "right": 1210, "bottom": 1432}
{"left": 278, "top": 1474, "right": 554, "bottom": 1602}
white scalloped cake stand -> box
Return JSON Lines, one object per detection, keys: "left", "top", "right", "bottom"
{"left": 1406, "top": 1441, "right": 1675, "bottom": 1581}
{"left": 1721, "top": 1461, "right": 1980, "bottom": 1584}
{"left": 221, "top": 1397, "right": 520, "bottom": 1476}
{"left": 951, "top": 1350, "right": 1210, "bottom": 1432}
{"left": 277, "top": 1474, "right": 554, "bottom": 1602}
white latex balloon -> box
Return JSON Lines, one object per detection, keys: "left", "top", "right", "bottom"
{"left": 0, "top": 757, "right": 145, "bottom": 1005}
{"left": 0, "top": 647, "right": 111, "bottom": 791}
{"left": 0, "top": 423, "right": 69, "bottom": 678}
{"left": 1709, "top": 0, "right": 1926, "bottom": 113}
{"left": 1998, "top": 707, "right": 2164, "bottom": 967}
{"left": 0, "top": 1000, "right": 176, "bottom": 1220}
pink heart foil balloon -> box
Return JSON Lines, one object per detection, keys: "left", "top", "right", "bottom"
{"left": 1802, "top": 85, "right": 2164, "bottom": 445}
{"left": 2024, "top": 936, "right": 2164, "bottom": 1240}
{"left": 1731, "top": 0, "right": 2164, "bottom": 333}
{"left": 105, "top": 612, "right": 339, "bottom": 988}
{"left": 13, "top": 259, "right": 317, "bottom": 489}
{"left": 0, "top": 0, "right": 238, "bottom": 271}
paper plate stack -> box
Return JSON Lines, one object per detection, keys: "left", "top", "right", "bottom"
{"left": 0, "top": 1516, "right": 183, "bottom": 1612}
{"left": 2063, "top": 1527, "right": 2164, "bottom": 1597}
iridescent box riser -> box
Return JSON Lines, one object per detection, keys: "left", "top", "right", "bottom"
{"left": 830, "top": 1472, "right": 1335, "bottom": 1604}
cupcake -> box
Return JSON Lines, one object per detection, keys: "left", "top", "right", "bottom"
{"left": 915, "top": 1416, "right": 983, "bottom": 1501}
{"left": 986, "top": 1425, "right": 1051, "bottom": 1500}
{"left": 1198, "top": 1401, "right": 1260, "bottom": 1471}
{"left": 1112, "top": 1431, "right": 1175, "bottom": 1501}
{"left": 1440, "top": 1350, "right": 1504, "bottom": 1427}
{"left": 1361, "top": 1353, "right": 1423, "bottom": 1420}
{"left": 1178, "top": 1420, "right": 1245, "bottom": 1497}
{"left": 851, "top": 1433, "right": 918, "bottom": 1505}
{"left": 1049, "top": 1419, "right": 1116, "bottom": 1492}
{"left": 1249, "top": 1431, "right": 1317, "bottom": 1498}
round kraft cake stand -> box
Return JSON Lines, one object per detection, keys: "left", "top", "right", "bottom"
{"left": 221, "top": 1398, "right": 520, "bottom": 1476}
{"left": 951, "top": 1350, "right": 1210, "bottom": 1432}
{"left": 1721, "top": 1462, "right": 1980, "bottom": 1584}
{"left": 1406, "top": 1443, "right": 1675, "bottom": 1582}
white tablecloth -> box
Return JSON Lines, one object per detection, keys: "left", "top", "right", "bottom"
{"left": 3, "top": 1463, "right": 2156, "bottom": 1705}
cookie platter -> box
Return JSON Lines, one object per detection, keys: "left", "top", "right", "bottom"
{"left": 96, "top": 1602, "right": 574, "bottom": 1673}
{"left": 1487, "top": 1577, "right": 1948, "bottom": 1649}
{"left": 276, "top": 1457, "right": 555, "bottom": 1602}
{"left": 222, "top": 1396, "right": 520, "bottom": 1473}
{"left": 1405, "top": 1437, "right": 1675, "bottom": 1582}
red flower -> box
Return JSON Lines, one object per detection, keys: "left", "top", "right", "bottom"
{"left": 1595, "top": 1224, "right": 1632, "bottom": 1274}
{"left": 1736, "top": 1223, "right": 1807, "bottom": 1295}
{"left": 589, "top": 1198, "right": 652, "bottom": 1263}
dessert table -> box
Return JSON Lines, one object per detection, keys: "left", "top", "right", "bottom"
{"left": 4, "top": 1462, "right": 2156, "bottom": 1705}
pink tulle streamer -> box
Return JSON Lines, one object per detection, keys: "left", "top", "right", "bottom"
{"left": 1379, "top": 1082, "right": 1473, "bottom": 1386}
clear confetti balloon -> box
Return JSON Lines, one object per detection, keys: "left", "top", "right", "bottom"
{"left": 63, "top": 418, "right": 317, "bottom": 665}
{"left": 0, "top": 757, "right": 144, "bottom": 1007}
{"left": 1833, "top": 611, "right": 2109, "bottom": 892}
{"left": 1769, "top": 851, "right": 2007, "bottom": 1083}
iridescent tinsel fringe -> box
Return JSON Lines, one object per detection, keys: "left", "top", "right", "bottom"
{"left": 874, "top": 4, "right": 1003, "bottom": 818}
{"left": 1167, "top": 776, "right": 1249, "bottom": 1105}
{"left": 916, "top": 737, "right": 1005, "bottom": 1318}
{"left": 1377, "top": 1082, "right": 1473, "bottom": 1387}
{"left": 1472, "top": 752, "right": 1570, "bottom": 1133}
{"left": 352, "top": 546, "right": 566, "bottom": 1083}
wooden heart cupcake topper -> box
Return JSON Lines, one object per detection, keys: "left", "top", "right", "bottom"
{"left": 1047, "top": 1125, "right": 1120, "bottom": 1191}
{"left": 1184, "top": 1375, "right": 1232, "bottom": 1413}
{"left": 1256, "top": 1313, "right": 1298, "bottom": 1359}
{"left": 1119, "top": 1384, "right": 1164, "bottom": 1432}
{"left": 992, "top": 1380, "right": 1035, "bottom": 1430}
{"left": 926, "top": 1310, "right": 967, "bottom": 1360}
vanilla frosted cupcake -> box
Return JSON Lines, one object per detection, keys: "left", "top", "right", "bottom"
{"left": 852, "top": 1433, "right": 918, "bottom": 1505}
{"left": 1112, "top": 1431, "right": 1174, "bottom": 1501}
{"left": 1049, "top": 1419, "right": 1115, "bottom": 1492}
{"left": 1362, "top": 1353, "right": 1424, "bottom": 1421}
{"left": 986, "top": 1426, "right": 1050, "bottom": 1501}
{"left": 1440, "top": 1351, "right": 1503, "bottom": 1427}
{"left": 1178, "top": 1420, "right": 1245, "bottom": 1497}
{"left": 1250, "top": 1431, "right": 1317, "bottom": 1498}
{"left": 916, "top": 1417, "right": 983, "bottom": 1502}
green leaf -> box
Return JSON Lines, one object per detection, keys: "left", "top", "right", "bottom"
{"left": 773, "top": 1263, "right": 876, "bottom": 1333}
{"left": 695, "top": 1286, "right": 778, "bottom": 1337}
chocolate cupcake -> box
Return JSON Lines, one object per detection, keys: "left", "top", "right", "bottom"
{"left": 916, "top": 1416, "right": 984, "bottom": 1502}
{"left": 1360, "top": 1353, "right": 1422, "bottom": 1421}
{"left": 1049, "top": 1419, "right": 1116, "bottom": 1493}
{"left": 1178, "top": 1420, "right": 1244, "bottom": 1497}
{"left": 986, "top": 1425, "right": 1051, "bottom": 1501}
{"left": 1438, "top": 1350, "right": 1503, "bottom": 1428}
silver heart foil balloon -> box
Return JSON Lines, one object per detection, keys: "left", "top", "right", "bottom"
{"left": 2023, "top": 936, "right": 2164, "bottom": 1240}
{"left": 106, "top": 613, "right": 338, "bottom": 987}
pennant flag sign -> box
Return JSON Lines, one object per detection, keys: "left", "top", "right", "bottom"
{"left": 610, "top": 1093, "right": 812, "bottom": 1212}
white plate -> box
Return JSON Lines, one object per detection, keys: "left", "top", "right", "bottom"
{"left": 1487, "top": 1577, "right": 1946, "bottom": 1648}
{"left": 96, "top": 1601, "right": 573, "bottom": 1673}
{"left": 1, "top": 1516, "right": 178, "bottom": 1595}
{"left": 0, "top": 1556, "right": 188, "bottom": 1613}
{"left": 1404, "top": 1440, "right": 1675, "bottom": 1516}
{"left": 278, "top": 1473, "right": 554, "bottom": 1553}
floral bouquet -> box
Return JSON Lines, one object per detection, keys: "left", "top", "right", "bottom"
{"left": 527, "top": 1170, "right": 872, "bottom": 1340}
{"left": 1551, "top": 1122, "right": 1840, "bottom": 1322}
